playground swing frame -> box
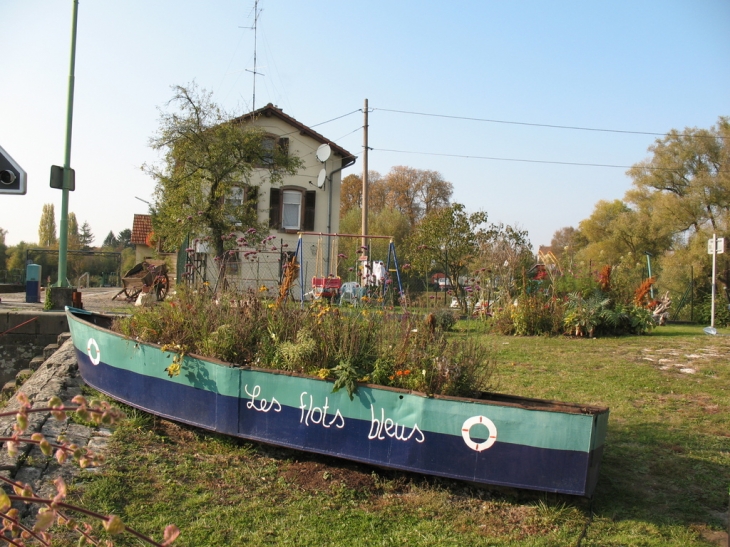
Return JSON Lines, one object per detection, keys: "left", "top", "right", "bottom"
{"left": 294, "top": 232, "right": 405, "bottom": 307}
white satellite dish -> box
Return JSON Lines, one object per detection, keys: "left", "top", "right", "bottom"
{"left": 316, "top": 143, "right": 331, "bottom": 162}
{"left": 317, "top": 168, "right": 327, "bottom": 188}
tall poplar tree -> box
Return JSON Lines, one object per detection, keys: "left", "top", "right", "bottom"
{"left": 67, "top": 212, "right": 81, "bottom": 249}
{"left": 0, "top": 228, "right": 7, "bottom": 271}
{"left": 38, "top": 204, "right": 57, "bottom": 247}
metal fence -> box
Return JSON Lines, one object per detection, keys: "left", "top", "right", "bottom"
{"left": 182, "top": 250, "right": 328, "bottom": 301}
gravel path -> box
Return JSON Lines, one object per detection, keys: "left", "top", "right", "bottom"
{"left": 0, "top": 287, "right": 137, "bottom": 314}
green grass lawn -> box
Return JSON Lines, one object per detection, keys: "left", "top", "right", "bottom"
{"left": 59, "top": 324, "right": 729, "bottom": 546}
{"left": 483, "top": 324, "right": 730, "bottom": 546}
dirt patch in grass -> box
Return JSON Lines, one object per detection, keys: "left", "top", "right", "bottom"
{"left": 280, "top": 459, "right": 379, "bottom": 495}
{"left": 152, "top": 416, "right": 200, "bottom": 443}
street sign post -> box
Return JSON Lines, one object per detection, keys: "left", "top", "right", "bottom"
{"left": 0, "top": 144, "right": 27, "bottom": 195}
{"left": 705, "top": 234, "right": 725, "bottom": 335}
{"left": 707, "top": 237, "right": 725, "bottom": 255}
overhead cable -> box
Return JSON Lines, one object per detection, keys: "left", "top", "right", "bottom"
{"left": 370, "top": 147, "right": 704, "bottom": 171}
{"left": 373, "top": 108, "right": 726, "bottom": 139}
{"left": 310, "top": 109, "right": 362, "bottom": 129}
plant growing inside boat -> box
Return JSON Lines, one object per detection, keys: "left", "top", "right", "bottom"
{"left": 0, "top": 393, "right": 179, "bottom": 546}
{"left": 114, "top": 288, "right": 494, "bottom": 398}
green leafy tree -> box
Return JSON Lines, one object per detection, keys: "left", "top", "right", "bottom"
{"left": 118, "top": 228, "right": 133, "bottom": 248}
{"left": 121, "top": 246, "right": 137, "bottom": 275}
{"left": 626, "top": 116, "right": 730, "bottom": 236}
{"left": 625, "top": 117, "right": 730, "bottom": 309}
{"left": 549, "top": 226, "right": 587, "bottom": 261}
{"left": 38, "top": 204, "right": 57, "bottom": 247}
{"left": 67, "top": 212, "right": 81, "bottom": 249}
{"left": 0, "top": 228, "right": 7, "bottom": 272}
{"left": 407, "top": 203, "right": 489, "bottom": 310}
{"left": 7, "top": 242, "right": 31, "bottom": 272}
{"left": 477, "top": 222, "right": 534, "bottom": 302}
{"left": 337, "top": 207, "right": 411, "bottom": 277}
{"left": 575, "top": 199, "right": 673, "bottom": 268}
{"left": 103, "top": 231, "right": 118, "bottom": 248}
{"left": 79, "top": 221, "right": 94, "bottom": 249}
{"left": 145, "top": 83, "right": 303, "bottom": 257}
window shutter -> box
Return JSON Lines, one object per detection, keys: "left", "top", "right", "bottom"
{"left": 269, "top": 188, "right": 281, "bottom": 229}
{"left": 278, "top": 137, "right": 289, "bottom": 156}
{"left": 304, "top": 190, "right": 316, "bottom": 231}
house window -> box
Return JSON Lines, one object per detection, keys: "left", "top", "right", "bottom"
{"left": 261, "top": 136, "right": 289, "bottom": 166}
{"left": 282, "top": 190, "right": 302, "bottom": 229}
{"left": 226, "top": 186, "right": 244, "bottom": 207}
{"left": 224, "top": 185, "right": 258, "bottom": 225}
{"left": 270, "top": 188, "right": 316, "bottom": 231}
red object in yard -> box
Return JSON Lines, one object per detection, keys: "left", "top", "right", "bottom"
{"left": 311, "top": 276, "right": 342, "bottom": 299}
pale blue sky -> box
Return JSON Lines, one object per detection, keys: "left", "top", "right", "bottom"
{"left": 1, "top": 1, "right": 728, "bottom": 248}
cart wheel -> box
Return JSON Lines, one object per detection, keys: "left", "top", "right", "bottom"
{"left": 156, "top": 274, "right": 170, "bottom": 301}
{"left": 127, "top": 288, "right": 141, "bottom": 302}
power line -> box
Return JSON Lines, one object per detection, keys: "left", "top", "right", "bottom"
{"left": 370, "top": 147, "right": 702, "bottom": 171}
{"left": 373, "top": 107, "right": 726, "bottom": 139}
{"left": 310, "top": 109, "right": 362, "bottom": 129}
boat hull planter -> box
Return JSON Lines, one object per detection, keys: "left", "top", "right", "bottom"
{"left": 66, "top": 308, "right": 609, "bottom": 496}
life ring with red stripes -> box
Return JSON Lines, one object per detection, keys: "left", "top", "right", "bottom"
{"left": 87, "top": 338, "right": 101, "bottom": 366}
{"left": 461, "top": 415, "right": 497, "bottom": 452}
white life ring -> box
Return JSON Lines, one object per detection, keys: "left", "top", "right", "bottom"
{"left": 461, "top": 415, "right": 497, "bottom": 452}
{"left": 87, "top": 338, "right": 101, "bottom": 366}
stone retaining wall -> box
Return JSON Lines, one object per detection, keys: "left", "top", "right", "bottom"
{"left": 0, "top": 335, "right": 111, "bottom": 524}
{"left": 0, "top": 311, "right": 70, "bottom": 386}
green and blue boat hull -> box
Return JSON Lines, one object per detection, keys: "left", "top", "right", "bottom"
{"left": 67, "top": 308, "right": 608, "bottom": 496}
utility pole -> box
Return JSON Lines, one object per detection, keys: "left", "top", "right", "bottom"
{"left": 361, "top": 99, "right": 368, "bottom": 251}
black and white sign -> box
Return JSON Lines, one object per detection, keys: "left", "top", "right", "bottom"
{"left": 0, "top": 145, "right": 27, "bottom": 195}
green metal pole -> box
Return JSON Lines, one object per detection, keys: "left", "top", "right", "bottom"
{"left": 57, "top": 0, "right": 79, "bottom": 288}
{"left": 645, "top": 252, "right": 654, "bottom": 299}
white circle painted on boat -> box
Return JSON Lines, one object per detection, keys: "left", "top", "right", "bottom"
{"left": 461, "top": 415, "right": 497, "bottom": 452}
{"left": 87, "top": 338, "right": 101, "bottom": 365}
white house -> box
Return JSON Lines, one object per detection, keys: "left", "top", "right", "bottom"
{"left": 189, "top": 103, "right": 357, "bottom": 297}
{"left": 238, "top": 103, "right": 355, "bottom": 238}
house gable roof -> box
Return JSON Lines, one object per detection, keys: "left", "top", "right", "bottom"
{"left": 131, "top": 214, "right": 153, "bottom": 245}
{"left": 233, "top": 103, "right": 356, "bottom": 168}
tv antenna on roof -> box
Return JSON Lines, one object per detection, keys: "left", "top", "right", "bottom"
{"left": 240, "top": 0, "right": 264, "bottom": 111}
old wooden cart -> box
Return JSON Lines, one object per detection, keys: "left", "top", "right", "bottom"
{"left": 113, "top": 260, "right": 169, "bottom": 302}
